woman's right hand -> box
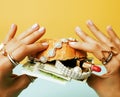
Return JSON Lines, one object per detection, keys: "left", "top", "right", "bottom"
{"left": 0, "top": 23, "right": 48, "bottom": 97}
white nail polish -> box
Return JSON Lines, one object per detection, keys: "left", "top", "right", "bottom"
{"left": 107, "top": 25, "right": 112, "bottom": 30}
{"left": 38, "top": 27, "right": 45, "bottom": 32}
{"left": 42, "top": 42, "right": 48, "bottom": 46}
{"left": 11, "top": 24, "right": 15, "bottom": 28}
{"left": 75, "top": 26, "right": 81, "bottom": 32}
{"left": 87, "top": 20, "right": 93, "bottom": 25}
{"left": 69, "top": 42, "right": 76, "bottom": 45}
{"left": 32, "top": 24, "right": 39, "bottom": 29}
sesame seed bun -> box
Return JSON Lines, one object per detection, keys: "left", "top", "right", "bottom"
{"left": 35, "top": 38, "right": 87, "bottom": 61}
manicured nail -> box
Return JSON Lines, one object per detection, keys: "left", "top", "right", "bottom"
{"left": 107, "top": 25, "right": 112, "bottom": 30}
{"left": 75, "top": 26, "right": 81, "bottom": 32}
{"left": 38, "top": 27, "right": 45, "bottom": 32}
{"left": 75, "top": 26, "right": 82, "bottom": 35}
{"left": 42, "top": 42, "right": 48, "bottom": 46}
{"left": 69, "top": 42, "right": 77, "bottom": 45}
{"left": 87, "top": 20, "right": 93, "bottom": 25}
{"left": 11, "top": 24, "right": 16, "bottom": 28}
{"left": 32, "top": 23, "right": 39, "bottom": 29}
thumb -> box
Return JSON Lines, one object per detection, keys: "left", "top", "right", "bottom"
{"left": 87, "top": 73, "right": 101, "bottom": 88}
{"left": 10, "top": 74, "right": 31, "bottom": 92}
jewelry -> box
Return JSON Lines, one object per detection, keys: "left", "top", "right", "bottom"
{"left": 7, "top": 54, "right": 19, "bottom": 67}
{"left": 0, "top": 43, "right": 4, "bottom": 50}
{"left": 101, "top": 51, "right": 114, "bottom": 65}
{"left": 0, "top": 43, "right": 7, "bottom": 56}
{"left": 0, "top": 43, "right": 19, "bottom": 67}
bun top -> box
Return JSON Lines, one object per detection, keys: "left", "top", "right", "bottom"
{"left": 34, "top": 38, "right": 87, "bottom": 62}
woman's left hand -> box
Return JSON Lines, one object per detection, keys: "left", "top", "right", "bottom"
{"left": 69, "top": 20, "right": 120, "bottom": 97}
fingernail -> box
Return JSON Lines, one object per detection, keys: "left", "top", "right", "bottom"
{"left": 75, "top": 26, "right": 82, "bottom": 35}
{"left": 42, "top": 42, "right": 48, "bottom": 46}
{"left": 69, "top": 42, "right": 77, "bottom": 45}
{"left": 32, "top": 23, "right": 39, "bottom": 29}
{"left": 38, "top": 27, "right": 45, "bottom": 32}
{"left": 107, "top": 25, "right": 112, "bottom": 30}
{"left": 75, "top": 26, "right": 81, "bottom": 32}
{"left": 11, "top": 24, "right": 15, "bottom": 28}
{"left": 87, "top": 20, "right": 93, "bottom": 25}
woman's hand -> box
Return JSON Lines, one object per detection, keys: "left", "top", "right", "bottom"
{"left": 69, "top": 20, "right": 120, "bottom": 97}
{"left": 0, "top": 24, "right": 48, "bottom": 97}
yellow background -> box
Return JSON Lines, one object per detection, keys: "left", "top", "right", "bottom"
{"left": 0, "top": 0, "right": 120, "bottom": 64}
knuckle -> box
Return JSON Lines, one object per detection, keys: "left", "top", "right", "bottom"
{"left": 92, "top": 42, "right": 101, "bottom": 50}
{"left": 20, "top": 45, "right": 28, "bottom": 52}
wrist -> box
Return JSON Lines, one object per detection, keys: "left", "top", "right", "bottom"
{"left": 98, "top": 90, "right": 120, "bottom": 97}
{"left": 95, "top": 79, "right": 120, "bottom": 97}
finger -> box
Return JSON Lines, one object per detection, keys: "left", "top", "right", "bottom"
{"left": 27, "top": 42, "right": 49, "bottom": 54}
{"left": 86, "top": 20, "right": 111, "bottom": 44}
{"left": 4, "top": 24, "right": 17, "bottom": 43}
{"left": 12, "top": 42, "right": 48, "bottom": 62}
{"left": 0, "top": 40, "right": 48, "bottom": 75}
{"left": 75, "top": 26, "right": 95, "bottom": 43}
{"left": 69, "top": 41, "right": 94, "bottom": 52}
{"left": 107, "top": 26, "right": 120, "bottom": 48}
{"left": 21, "top": 27, "right": 46, "bottom": 44}
{"left": 17, "top": 23, "right": 40, "bottom": 40}
{"left": 87, "top": 73, "right": 102, "bottom": 88}
{"left": 69, "top": 41, "right": 104, "bottom": 60}
{"left": 10, "top": 74, "right": 18, "bottom": 78}
{"left": 10, "top": 74, "right": 31, "bottom": 92}
{"left": 0, "top": 42, "right": 48, "bottom": 77}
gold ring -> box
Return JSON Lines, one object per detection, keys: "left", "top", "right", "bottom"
{"left": 101, "top": 51, "right": 114, "bottom": 65}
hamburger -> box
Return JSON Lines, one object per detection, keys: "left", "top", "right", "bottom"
{"left": 23, "top": 38, "right": 101, "bottom": 83}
